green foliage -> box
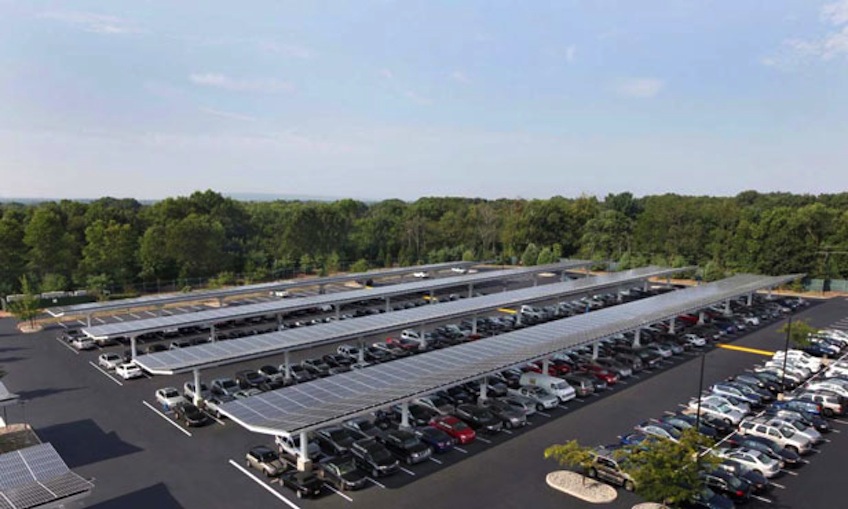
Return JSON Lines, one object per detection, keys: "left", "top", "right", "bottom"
{"left": 462, "top": 249, "right": 476, "bottom": 262}
{"left": 623, "top": 428, "right": 719, "bottom": 505}
{"left": 544, "top": 440, "right": 595, "bottom": 473}
{"left": 521, "top": 243, "right": 540, "bottom": 266}
{"left": 536, "top": 246, "right": 555, "bottom": 265}
{"left": 8, "top": 275, "right": 41, "bottom": 326}
{"left": 208, "top": 271, "right": 236, "bottom": 289}
{"left": 778, "top": 318, "right": 817, "bottom": 348}
{"left": 40, "top": 273, "right": 68, "bottom": 292}
{"left": 350, "top": 258, "right": 370, "bottom": 273}
{"left": 299, "top": 254, "right": 315, "bottom": 274}
{"left": 86, "top": 273, "right": 113, "bottom": 301}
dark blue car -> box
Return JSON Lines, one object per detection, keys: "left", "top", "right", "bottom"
{"left": 413, "top": 426, "right": 455, "bottom": 453}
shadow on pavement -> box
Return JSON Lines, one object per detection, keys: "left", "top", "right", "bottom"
{"left": 16, "top": 386, "right": 84, "bottom": 401}
{"left": 37, "top": 419, "right": 143, "bottom": 468}
{"left": 87, "top": 483, "right": 182, "bottom": 509}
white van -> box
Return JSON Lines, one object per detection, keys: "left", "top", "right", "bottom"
{"left": 519, "top": 373, "right": 576, "bottom": 403}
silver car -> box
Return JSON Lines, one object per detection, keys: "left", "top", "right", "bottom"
{"left": 509, "top": 386, "right": 558, "bottom": 411}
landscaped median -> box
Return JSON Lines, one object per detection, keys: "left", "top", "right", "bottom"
{"left": 545, "top": 470, "right": 617, "bottom": 503}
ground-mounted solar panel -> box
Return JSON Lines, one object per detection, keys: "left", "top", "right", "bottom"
{"left": 218, "top": 273, "right": 801, "bottom": 435}
{"left": 83, "top": 260, "right": 593, "bottom": 339}
{"left": 134, "top": 265, "right": 688, "bottom": 374}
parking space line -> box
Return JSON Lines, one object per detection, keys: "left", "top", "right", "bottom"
{"left": 88, "top": 361, "right": 123, "bottom": 386}
{"left": 832, "top": 419, "right": 848, "bottom": 425}
{"left": 228, "top": 460, "right": 301, "bottom": 509}
{"left": 822, "top": 438, "right": 832, "bottom": 443}
{"left": 161, "top": 309, "right": 173, "bottom": 315}
{"left": 76, "top": 320, "right": 86, "bottom": 326}
{"left": 176, "top": 306, "right": 189, "bottom": 313}
{"left": 751, "top": 495, "right": 773, "bottom": 504}
{"left": 399, "top": 466, "right": 416, "bottom": 476}
{"left": 367, "top": 477, "right": 387, "bottom": 489}
{"left": 113, "top": 315, "right": 124, "bottom": 322}
{"left": 453, "top": 446, "right": 468, "bottom": 454}
{"left": 809, "top": 448, "right": 821, "bottom": 454}
{"left": 617, "top": 380, "right": 629, "bottom": 385}
{"left": 141, "top": 400, "right": 192, "bottom": 437}
{"left": 205, "top": 411, "right": 226, "bottom": 426}
{"left": 771, "top": 482, "right": 786, "bottom": 489}
{"left": 781, "top": 469, "right": 798, "bottom": 476}
{"left": 323, "top": 483, "right": 353, "bottom": 502}
{"left": 58, "top": 322, "right": 68, "bottom": 329}
{"left": 537, "top": 411, "right": 551, "bottom": 417}
{"left": 830, "top": 429, "right": 841, "bottom": 434}
{"left": 144, "top": 311, "right": 156, "bottom": 317}
{"left": 428, "top": 457, "right": 443, "bottom": 465}
{"left": 800, "top": 459, "right": 810, "bottom": 464}
{"left": 94, "top": 317, "right": 106, "bottom": 324}
{"left": 130, "top": 313, "right": 141, "bottom": 319}
{"left": 476, "top": 437, "right": 492, "bottom": 444}
{"left": 54, "top": 337, "right": 80, "bottom": 355}
{"left": 502, "top": 429, "right": 513, "bottom": 435}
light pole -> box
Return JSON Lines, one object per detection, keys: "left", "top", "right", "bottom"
{"left": 695, "top": 352, "right": 706, "bottom": 432}
{"left": 781, "top": 315, "right": 793, "bottom": 395}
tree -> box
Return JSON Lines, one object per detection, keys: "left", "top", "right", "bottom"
{"left": 350, "top": 259, "right": 370, "bottom": 273}
{"left": 8, "top": 275, "right": 41, "bottom": 328}
{"left": 79, "top": 220, "right": 139, "bottom": 286}
{"left": 536, "top": 246, "right": 555, "bottom": 265}
{"left": 0, "top": 213, "right": 27, "bottom": 296}
{"left": 778, "top": 318, "right": 817, "bottom": 348}
{"left": 623, "top": 428, "right": 718, "bottom": 505}
{"left": 544, "top": 440, "right": 595, "bottom": 485}
{"left": 521, "top": 243, "right": 540, "bottom": 266}
{"left": 86, "top": 273, "right": 113, "bottom": 301}
{"left": 23, "top": 205, "right": 76, "bottom": 278}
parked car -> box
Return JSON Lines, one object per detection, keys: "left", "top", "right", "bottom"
{"left": 276, "top": 434, "right": 321, "bottom": 461}
{"left": 278, "top": 470, "right": 323, "bottom": 499}
{"left": 211, "top": 377, "right": 240, "bottom": 397}
{"left": 173, "top": 403, "right": 211, "bottom": 427}
{"left": 586, "top": 448, "right": 636, "bottom": 491}
{"left": 203, "top": 394, "right": 234, "bottom": 418}
{"left": 702, "top": 469, "right": 751, "bottom": 503}
{"left": 716, "top": 448, "right": 781, "bottom": 478}
{"left": 481, "top": 399, "right": 528, "bottom": 429}
{"left": 509, "top": 385, "right": 559, "bottom": 411}
{"left": 245, "top": 445, "right": 287, "bottom": 477}
{"left": 429, "top": 415, "right": 476, "bottom": 444}
{"left": 350, "top": 438, "right": 399, "bottom": 478}
{"left": 155, "top": 387, "right": 187, "bottom": 409}
{"left": 344, "top": 417, "right": 385, "bottom": 440}
{"left": 97, "top": 353, "right": 123, "bottom": 370}
{"left": 183, "top": 382, "right": 211, "bottom": 401}
{"left": 317, "top": 456, "right": 367, "bottom": 491}
{"left": 315, "top": 426, "right": 360, "bottom": 456}
{"left": 378, "top": 429, "right": 432, "bottom": 465}
{"left": 115, "top": 363, "right": 143, "bottom": 380}
{"left": 413, "top": 426, "right": 455, "bottom": 453}
{"left": 71, "top": 336, "right": 96, "bottom": 351}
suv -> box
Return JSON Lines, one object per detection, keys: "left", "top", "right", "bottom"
{"left": 350, "top": 438, "right": 399, "bottom": 478}
{"left": 587, "top": 449, "right": 635, "bottom": 491}
{"left": 378, "top": 429, "right": 432, "bottom": 465}
{"left": 737, "top": 419, "right": 812, "bottom": 454}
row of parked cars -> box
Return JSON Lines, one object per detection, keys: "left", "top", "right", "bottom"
{"left": 585, "top": 327, "right": 847, "bottom": 508}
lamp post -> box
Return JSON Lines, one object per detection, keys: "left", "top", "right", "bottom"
{"left": 695, "top": 352, "right": 706, "bottom": 432}
{"left": 781, "top": 315, "right": 792, "bottom": 395}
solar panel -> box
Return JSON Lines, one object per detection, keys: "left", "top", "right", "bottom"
{"left": 218, "top": 273, "right": 801, "bottom": 435}
{"left": 47, "top": 260, "right": 479, "bottom": 317}
{"left": 134, "top": 266, "right": 687, "bottom": 374}
{"left": 0, "top": 443, "right": 92, "bottom": 509}
{"left": 83, "top": 260, "right": 592, "bottom": 339}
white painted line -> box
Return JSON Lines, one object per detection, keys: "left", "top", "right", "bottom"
{"left": 454, "top": 446, "right": 468, "bottom": 454}
{"left": 800, "top": 459, "right": 810, "bottom": 464}
{"left": 59, "top": 322, "right": 68, "bottom": 329}
{"left": 113, "top": 315, "right": 124, "bottom": 322}
{"left": 76, "top": 320, "right": 86, "bottom": 326}
{"left": 323, "top": 483, "right": 353, "bottom": 502}
{"left": 144, "top": 311, "right": 156, "bottom": 317}
{"left": 664, "top": 411, "right": 676, "bottom": 416}
{"left": 205, "top": 411, "right": 226, "bottom": 426}
{"left": 832, "top": 419, "right": 848, "bottom": 425}
{"left": 809, "top": 449, "right": 821, "bottom": 454}
{"left": 537, "top": 411, "right": 551, "bottom": 417}
{"left": 770, "top": 482, "right": 786, "bottom": 489}
{"left": 617, "top": 380, "right": 629, "bottom": 385}
{"left": 830, "top": 429, "right": 841, "bottom": 434}
{"left": 502, "top": 429, "right": 513, "bottom": 435}
{"left": 142, "top": 400, "right": 192, "bottom": 437}
{"left": 428, "top": 457, "right": 443, "bottom": 465}
{"left": 130, "top": 313, "right": 141, "bottom": 319}
{"left": 367, "top": 477, "right": 387, "bottom": 489}
{"left": 399, "top": 466, "right": 416, "bottom": 476}
{"left": 751, "top": 495, "right": 773, "bottom": 504}
{"left": 781, "top": 469, "right": 798, "bottom": 476}
{"left": 176, "top": 306, "right": 190, "bottom": 312}
{"left": 94, "top": 317, "right": 106, "bottom": 324}
{"left": 161, "top": 309, "right": 173, "bottom": 316}
{"left": 88, "top": 361, "right": 123, "bottom": 386}
{"left": 54, "top": 337, "right": 79, "bottom": 355}
{"left": 822, "top": 438, "right": 832, "bottom": 443}
{"left": 476, "top": 437, "right": 492, "bottom": 444}
{"left": 229, "top": 459, "right": 301, "bottom": 508}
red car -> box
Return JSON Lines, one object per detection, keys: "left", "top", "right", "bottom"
{"left": 678, "top": 314, "right": 699, "bottom": 325}
{"left": 578, "top": 363, "right": 618, "bottom": 385}
{"left": 430, "top": 415, "right": 476, "bottom": 445}
{"left": 386, "top": 337, "right": 421, "bottom": 351}
{"left": 527, "top": 360, "right": 571, "bottom": 376}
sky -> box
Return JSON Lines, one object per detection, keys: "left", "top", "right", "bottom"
{"left": 1, "top": 0, "right": 847, "bottom": 201}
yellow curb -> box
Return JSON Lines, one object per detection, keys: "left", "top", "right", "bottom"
{"left": 716, "top": 344, "right": 775, "bottom": 356}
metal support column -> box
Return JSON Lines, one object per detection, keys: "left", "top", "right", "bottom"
{"left": 297, "top": 431, "right": 311, "bottom": 472}
{"left": 192, "top": 368, "right": 202, "bottom": 406}
{"left": 669, "top": 318, "right": 676, "bottom": 334}
{"left": 471, "top": 315, "right": 478, "bottom": 335}
{"left": 698, "top": 311, "right": 706, "bottom": 325}
{"left": 400, "top": 401, "right": 410, "bottom": 429}
{"left": 747, "top": 293, "right": 753, "bottom": 306}
{"left": 210, "top": 324, "right": 217, "bottom": 342}
{"left": 385, "top": 298, "right": 391, "bottom": 313}
{"left": 724, "top": 299, "right": 731, "bottom": 315}
{"left": 283, "top": 351, "right": 292, "bottom": 383}
{"left": 533, "top": 275, "right": 538, "bottom": 287}
{"left": 643, "top": 280, "right": 649, "bottom": 292}
{"left": 130, "top": 335, "right": 138, "bottom": 360}
{"left": 592, "top": 342, "right": 600, "bottom": 360}
{"left": 86, "top": 314, "right": 92, "bottom": 328}
{"left": 335, "top": 304, "right": 341, "bottom": 320}
{"left": 429, "top": 290, "right": 435, "bottom": 304}
{"left": 633, "top": 329, "right": 642, "bottom": 348}
{"left": 276, "top": 313, "right": 283, "bottom": 331}
{"left": 542, "top": 359, "right": 550, "bottom": 375}
{"left": 319, "top": 284, "right": 326, "bottom": 295}
{"left": 478, "top": 377, "right": 488, "bottom": 403}
{"left": 357, "top": 339, "right": 365, "bottom": 364}
{"left": 468, "top": 283, "right": 474, "bottom": 298}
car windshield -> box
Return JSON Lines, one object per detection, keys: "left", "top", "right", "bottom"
{"left": 451, "top": 420, "right": 469, "bottom": 431}
{"left": 258, "top": 450, "right": 278, "bottom": 462}
{"left": 336, "top": 460, "right": 357, "bottom": 475}
{"left": 402, "top": 438, "right": 420, "bottom": 448}
{"left": 371, "top": 448, "right": 392, "bottom": 462}
{"left": 552, "top": 382, "right": 569, "bottom": 390}
{"left": 163, "top": 389, "right": 178, "bottom": 397}
{"left": 222, "top": 380, "right": 237, "bottom": 389}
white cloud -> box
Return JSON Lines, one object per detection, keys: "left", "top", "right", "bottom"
{"left": 403, "top": 90, "right": 433, "bottom": 105}
{"left": 40, "top": 11, "right": 141, "bottom": 35}
{"left": 615, "top": 78, "right": 665, "bottom": 98}
{"left": 379, "top": 68, "right": 394, "bottom": 80}
{"left": 199, "top": 107, "right": 257, "bottom": 122}
{"left": 450, "top": 70, "right": 471, "bottom": 84}
{"left": 189, "top": 73, "right": 294, "bottom": 93}
{"left": 822, "top": 0, "right": 848, "bottom": 25}
{"left": 565, "top": 45, "right": 577, "bottom": 63}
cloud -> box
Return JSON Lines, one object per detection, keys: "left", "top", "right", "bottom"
{"left": 199, "top": 107, "right": 257, "bottom": 122}
{"left": 764, "top": 1, "right": 848, "bottom": 68}
{"left": 379, "top": 68, "right": 394, "bottom": 80}
{"left": 822, "top": 0, "right": 848, "bottom": 25}
{"left": 40, "top": 11, "right": 142, "bottom": 35}
{"left": 450, "top": 70, "right": 471, "bottom": 84}
{"left": 615, "top": 78, "right": 665, "bottom": 98}
{"left": 565, "top": 45, "right": 577, "bottom": 63}
{"left": 189, "top": 73, "right": 294, "bottom": 93}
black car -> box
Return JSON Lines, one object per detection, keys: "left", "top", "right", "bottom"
{"left": 350, "top": 438, "right": 399, "bottom": 478}
{"left": 717, "top": 460, "right": 768, "bottom": 493}
{"left": 322, "top": 353, "right": 353, "bottom": 368}
{"left": 686, "top": 486, "right": 735, "bottom": 509}
{"left": 388, "top": 404, "right": 437, "bottom": 427}
{"left": 454, "top": 404, "right": 503, "bottom": 434}
{"left": 378, "top": 429, "right": 432, "bottom": 465}
{"left": 173, "top": 403, "right": 210, "bottom": 427}
{"left": 287, "top": 365, "right": 315, "bottom": 384}
{"left": 413, "top": 426, "right": 455, "bottom": 453}
{"left": 315, "top": 426, "right": 359, "bottom": 456}
{"left": 728, "top": 373, "right": 780, "bottom": 394}
{"left": 344, "top": 417, "right": 385, "bottom": 439}
{"left": 438, "top": 387, "right": 474, "bottom": 406}
{"left": 236, "top": 370, "right": 269, "bottom": 390}
{"left": 279, "top": 471, "right": 323, "bottom": 499}
{"left": 301, "top": 358, "right": 332, "bottom": 377}
{"left": 317, "top": 456, "right": 368, "bottom": 491}
{"left": 703, "top": 470, "right": 751, "bottom": 502}
{"left": 659, "top": 414, "right": 718, "bottom": 438}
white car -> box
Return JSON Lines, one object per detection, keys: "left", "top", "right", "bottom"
{"left": 766, "top": 417, "right": 822, "bottom": 445}
{"left": 183, "top": 382, "right": 211, "bottom": 401}
{"left": 412, "top": 271, "right": 429, "bottom": 279}
{"left": 772, "top": 350, "right": 822, "bottom": 372}
{"left": 155, "top": 387, "right": 187, "bottom": 409}
{"left": 742, "top": 315, "right": 760, "bottom": 326}
{"left": 451, "top": 267, "right": 468, "bottom": 274}
{"left": 645, "top": 344, "right": 672, "bottom": 359}
{"left": 687, "top": 399, "right": 745, "bottom": 426}
{"left": 682, "top": 333, "right": 706, "bottom": 348}
{"left": 700, "top": 394, "right": 751, "bottom": 415}
{"left": 115, "top": 363, "right": 143, "bottom": 380}
{"left": 97, "top": 353, "right": 123, "bottom": 370}
{"left": 275, "top": 434, "right": 321, "bottom": 460}
{"left": 717, "top": 448, "right": 781, "bottom": 478}
{"left": 71, "top": 336, "right": 96, "bottom": 351}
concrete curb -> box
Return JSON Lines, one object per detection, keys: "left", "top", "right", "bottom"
{"left": 545, "top": 470, "right": 617, "bottom": 504}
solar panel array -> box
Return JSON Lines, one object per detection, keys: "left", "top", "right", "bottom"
{"left": 48, "top": 260, "right": 478, "bottom": 316}
{"left": 83, "top": 260, "right": 592, "bottom": 339}
{"left": 0, "top": 443, "right": 92, "bottom": 509}
{"left": 135, "top": 265, "right": 688, "bottom": 374}
{"left": 218, "top": 273, "right": 801, "bottom": 435}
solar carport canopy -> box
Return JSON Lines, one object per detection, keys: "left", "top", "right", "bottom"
{"left": 46, "top": 261, "right": 477, "bottom": 317}
{"left": 82, "top": 260, "right": 592, "bottom": 340}
{"left": 134, "top": 265, "right": 687, "bottom": 374}
{"left": 0, "top": 443, "right": 93, "bottom": 509}
{"left": 218, "top": 273, "right": 801, "bottom": 436}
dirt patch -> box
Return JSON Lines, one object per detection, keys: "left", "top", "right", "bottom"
{"left": 546, "top": 470, "right": 618, "bottom": 504}
{"left": 16, "top": 322, "right": 43, "bottom": 333}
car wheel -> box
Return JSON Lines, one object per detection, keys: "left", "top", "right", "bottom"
{"left": 505, "top": 421, "right": 513, "bottom": 430}
{"left": 624, "top": 480, "right": 635, "bottom": 492}
{"left": 372, "top": 468, "right": 379, "bottom": 478}
{"left": 786, "top": 445, "right": 800, "bottom": 455}
{"left": 296, "top": 490, "right": 303, "bottom": 499}
{"left": 588, "top": 467, "right": 597, "bottom": 479}
{"left": 537, "top": 403, "right": 544, "bottom": 412}
{"left": 824, "top": 408, "right": 834, "bottom": 417}
{"left": 723, "top": 419, "right": 732, "bottom": 427}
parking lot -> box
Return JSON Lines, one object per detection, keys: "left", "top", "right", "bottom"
{"left": 3, "top": 282, "right": 847, "bottom": 508}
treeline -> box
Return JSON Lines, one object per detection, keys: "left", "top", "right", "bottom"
{"left": 1, "top": 190, "right": 847, "bottom": 297}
